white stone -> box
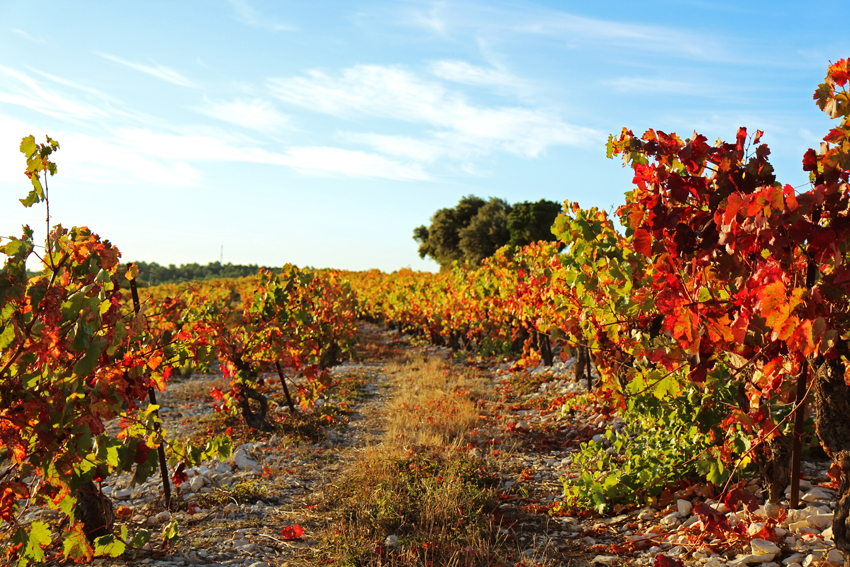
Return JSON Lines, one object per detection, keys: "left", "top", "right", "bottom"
{"left": 825, "top": 549, "right": 844, "bottom": 565}
{"left": 789, "top": 520, "right": 810, "bottom": 533}
{"left": 802, "top": 487, "right": 835, "bottom": 502}
{"left": 114, "top": 488, "right": 132, "bottom": 499}
{"left": 782, "top": 555, "right": 805, "bottom": 566}
{"left": 233, "top": 451, "right": 261, "bottom": 472}
{"left": 736, "top": 553, "right": 778, "bottom": 565}
{"left": 751, "top": 539, "right": 780, "bottom": 556}
{"left": 188, "top": 475, "right": 205, "bottom": 492}
{"left": 661, "top": 512, "right": 680, "bottom": 527}
{"left": 748, "top": 523, "right": 765, "bottom": 536}
{"left": 806, "top": 512, "right": 833, "bottom": 530}
{"left": 677, "top": 499, "right": 693, "bottom": 517}
{"left": 682, "top": 515, "right": 700, "bottom": 528}
{"left": 821, "top": 526, "right": 834, "bottom": 540}
{"left": 638, "top": 507, "right": 656, "bottom": 521}
{"left": 590, "top": 556, "right": 620, "bottom": 565}
{"left": 384, "top": 535, "right": 398, "bottom": 548}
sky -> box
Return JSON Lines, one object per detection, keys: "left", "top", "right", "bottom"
{"left": 0, "top": 1, "right": 844, "bottom": 272}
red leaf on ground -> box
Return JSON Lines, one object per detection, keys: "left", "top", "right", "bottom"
{"left": 281, "top": 524, "right": 304, "bottom": 540}
{"left": 655, "top": 554, "right": 684, "bottom": 567}
{"left": 723, "top": 487, "right": 759, "bottom": 513}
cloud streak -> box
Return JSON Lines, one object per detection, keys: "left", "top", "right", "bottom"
{"left": 268, "top": 64, "right": 600, "bottom": 158}
{"left": 196, "top": 97, "right": 292, "bottom": 132}
{"left": 96, "top": 52, "right": 196, "bottom": 87}
{"left": 225, "top": 0, "right": 296, "bottom": 32}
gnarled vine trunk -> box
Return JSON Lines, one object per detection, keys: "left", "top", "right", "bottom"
{"left": 756, "top": 434, "right": 793, "bottom": 504}
{"left": 75, "top": 480, "right": 114, "bottom": 542}
{"left": 814, "top": 355, "right": 850, "bottom": 567}
{"left": 575, "top": 343, "right": 593, "bottom": 391}
{"left": 236, "top": 385, "right": 274, "bottom": 431}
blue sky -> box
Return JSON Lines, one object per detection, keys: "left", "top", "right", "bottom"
{"left": 0, "top": 1, "right": 842, "bottom": 271}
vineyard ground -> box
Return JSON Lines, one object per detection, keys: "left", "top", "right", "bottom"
{"left": 75, "top": 324, "right": 836, "bottom": 567}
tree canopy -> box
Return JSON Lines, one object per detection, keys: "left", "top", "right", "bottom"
{"left": 413, "top": 195, "right": 562, "bottom": 270}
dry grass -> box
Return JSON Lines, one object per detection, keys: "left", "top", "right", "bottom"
{"left": 383, "top": 354, "right": 486, "bottom": 450}
{"left": 312, "top": 353, "right": 516, "bottom": 567}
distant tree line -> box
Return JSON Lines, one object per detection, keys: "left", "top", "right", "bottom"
{"left": 413, "top": 196, "right": 562, "bottom": 270}
{"left": 121, "top": 261, "right": 275, "bottom": 287}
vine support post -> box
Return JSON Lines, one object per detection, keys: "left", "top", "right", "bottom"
{"left": 275, "top": 361, "right": 297, "bottom": 413}
{"left": 789, "top": 361, "right": 809, "bottom": 509}
{"left": 790, "top": 258, "right": 819, "bottom": 509}
{"left": 130, "top": 277, "right": 173, "bottom": 511}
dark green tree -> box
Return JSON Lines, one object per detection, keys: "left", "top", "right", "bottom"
{"left": 414, "top": 196, "right": 563, "bottom": 270}
{"left": 413, "top": 195, "right": 486, "bottom": 269}
{"left": 459, "top": 197, "right": 512, "bottom": 268}
{"left": 506, "top": 199, "right": 562, "bottom": 248}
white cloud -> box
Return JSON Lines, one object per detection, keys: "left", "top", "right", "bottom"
{"left": 268, "top": 64, "right": 600, "bottom": 158}
{"left": 406, "top": 1, "right": 448, "bottom": 34}
{"left": 0, "top": 66, "right": 109, "bottom": 121}
{"left": 96, "top": 52, "right": 196, "bottom": 87}
{"left": 338, "top": 132, "right": 448, "bottom": 163}
{"left": 225, "top": 0, "right": 296, "bottom": 32}
{"left": 106, "top": 128, "right": 430, "bottom": 181}
{"left": 430, "top": 60, "right": 520, "bottom": 88}
{"left": 196, "top": 97, "right": 291, "bottom": 132}
{"left": 276, "top": 147, "right": 431, "bottom": 180}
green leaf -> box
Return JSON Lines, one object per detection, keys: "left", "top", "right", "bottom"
{"left": 94, "top": 534, "right": 126, "bottom": 558}
{"left": 72, "top": 339, "right": 108, "bottom": 378}
{"left": 129, "top": 529, "right": 151, "bottom": 550}
{"left": 63, "top": 522, "right": 94, "bottom": 563}
{"left": 19, "top": 135, "right": 36, "bottom": 157}
{"left": 161, "top": 518, "right": 180, "bottom": 542}
{"left": 10, "top": 521, "right": 52, "bottom": 565}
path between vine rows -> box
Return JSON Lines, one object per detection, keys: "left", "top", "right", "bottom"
{"left": 83, "top": 323, "right": 838, "bottom": 567}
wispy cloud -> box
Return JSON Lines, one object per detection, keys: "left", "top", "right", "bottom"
{"left": 430, "top": 60, "right": 521, "bottom": 88}
{"left": 225, "top": 0, "right": 296, "bottom": 32}
{"left": 0, "top": 66, "right": 109, "bottom": 121}
{"left": 277, "top": 147, "right": 430, "bottom": 180}
{"left": 96, "top": 52, "right": 196, "bottom": 87}
{"left": 10, "top": 28, "right": 46, "bottom": 44}
{"left": 338, "top": 132, "right": 448, "bottom": 163}
{"left": 396, "top": 3, "right": 730, "bottom": 63}
{"left": 196, "top": 97, "right": 291, "bottom": 132}
{"left": 268, "top": 64, "right": 600, "bottom": 158}
{"left": 406, "top": 1, "right": 448, "bottom": 35}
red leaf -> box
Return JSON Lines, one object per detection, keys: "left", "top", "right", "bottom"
{"left": 803, "top": 148, "right": 818, "bottom": 172}
{"left": 723, "top": 487, "right": 759, "bottom": 513}
{"left": 281, "top": 524, "right": 304, "bottom": 540}
{"left": 655, "top": 555, "right": 684, "bottom": 567}
{"left": 633, "top": 229, "right": 652, "bottom": 256}
{"left": 723, "top": 193, "right": 743, "bottom": 226}
{"left": 694, "top": 502, "right": 728, "bottom": 527}
{"left": 0, "top": 481, "right": 29, "bottom": 522}
{"left": 172, "top": 462, "right": 188, "bottom": 487}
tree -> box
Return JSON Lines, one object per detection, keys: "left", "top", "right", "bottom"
{"left": 507, "top": 199, "right": 562, "bottom": 248}
{"left": 414, "top": 195, "right": 562, "bottom": 270}
{"left": 413, "top": 195, "right": 487, "bottom": 269}
{"left": 459, "top": 198, "right": 512, "bottom": 268}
